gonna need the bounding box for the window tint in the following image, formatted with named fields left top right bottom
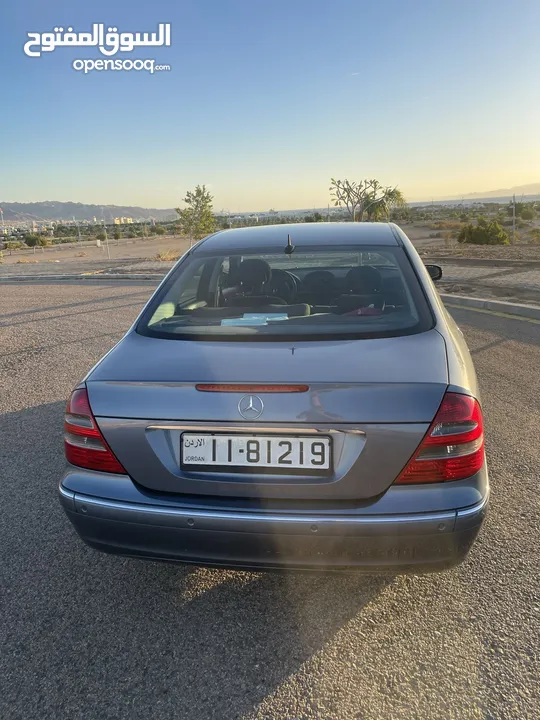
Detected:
left=138, top=245, right=433, bottom=340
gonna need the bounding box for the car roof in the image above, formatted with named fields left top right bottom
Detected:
left=196, top=222, right=400, bottom=252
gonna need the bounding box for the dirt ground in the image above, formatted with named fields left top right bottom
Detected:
left=1, top=227, right=438, bottom=267
left=400, top=223, right=540, bottom=261
left=2, top=226, right=540, bottom=267
left=0, top=236, right=192, bottom=265
left=416, top=243, right=540, bottom=261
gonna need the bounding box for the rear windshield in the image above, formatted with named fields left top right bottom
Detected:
left=137, top=244, right=434, bottom=341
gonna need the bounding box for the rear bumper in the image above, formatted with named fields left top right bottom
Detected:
left=59, top=472, right=489, bottom=572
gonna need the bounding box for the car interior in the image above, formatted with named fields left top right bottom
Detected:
left=166, top=256, right=412, bottom=324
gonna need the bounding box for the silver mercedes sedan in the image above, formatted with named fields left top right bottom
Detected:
left=59, top=222, right=489, bottom=572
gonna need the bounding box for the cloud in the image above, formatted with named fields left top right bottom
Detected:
left=351, top=72, right=360, bottom=76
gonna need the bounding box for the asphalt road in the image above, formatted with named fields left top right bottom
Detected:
left=0, top=282, right=538, bottom=720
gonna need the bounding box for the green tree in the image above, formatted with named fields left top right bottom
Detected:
left=5, top=241, right=22, bottom=253
left=520, top=208, right=535, bottom=220
left=457, top=217, right=509, bottom=245
left=330, top=178, right=406, bottom=221
left=152, top=225, right=166, bottom=235
left=366, top=187, right=407, bottom=221
left=96, top=231, right=106, bottom=242
left=175, top=184, right=216, bottom=243
left=53, top=224, right=77, bottom=238
left=23, top=233, right=41, bottom=247
left=507, top=202, right=524, bottom=217
left=113, top=228, right=122, bottom=241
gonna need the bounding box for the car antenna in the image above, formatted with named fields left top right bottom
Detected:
left=284, top=233, right=295, bottom=255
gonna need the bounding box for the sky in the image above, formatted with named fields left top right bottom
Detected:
left=1, top=0, right=540, bottom=211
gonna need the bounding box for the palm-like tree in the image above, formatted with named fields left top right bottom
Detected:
left=330, top=178, right=407, bottom=222
left=365, top=187, right=407, bottom=221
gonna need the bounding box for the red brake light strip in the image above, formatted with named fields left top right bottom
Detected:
left=195, top=384, right=309, bottom=393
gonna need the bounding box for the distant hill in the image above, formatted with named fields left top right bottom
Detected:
left=3, top=183, right=540, bottom=221
left=440, top=183, right=540, bottom=201
left=0, top=201, right=177, bottom=223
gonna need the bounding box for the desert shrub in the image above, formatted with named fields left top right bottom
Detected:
left=154, top=249, right=180, bottom=262
left=430, top=221, right=463, bottom=232
left=529, top=228, right=540, bottom=245
left=457, top=217, right=509, bottom=245
left=5, top=241, right=23, bottom=251
left=23, top=233, right=41, bottom=247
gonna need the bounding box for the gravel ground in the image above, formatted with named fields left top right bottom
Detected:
left=0, top=283, right=539, bottom=719
left=419, top=243, right=540, bottom=261
left=0, top=259, right=132, bottom=277
left=0, top=235, right=191, bottom=269
left=437, top=266, right=540, bottom=306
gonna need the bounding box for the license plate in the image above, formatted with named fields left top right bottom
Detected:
left=181, top=434, right=331, bottom=471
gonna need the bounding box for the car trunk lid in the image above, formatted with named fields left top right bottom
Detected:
left=87, top=329, right=448, bottom=500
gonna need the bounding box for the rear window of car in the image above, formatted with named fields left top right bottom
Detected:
left=136, top=244, right=434, bottom=341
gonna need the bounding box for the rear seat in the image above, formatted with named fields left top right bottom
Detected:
left=187, top=304, right=311, bottom=318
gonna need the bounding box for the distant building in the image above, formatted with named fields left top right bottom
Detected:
left=113, top=217, right=134, bottom=224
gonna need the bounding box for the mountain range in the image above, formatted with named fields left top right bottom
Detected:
left=0, top=201, right=177, bottom=223
left=438, top=183, right=540, bottom=201
left=2, top=183, right=540, bottom=222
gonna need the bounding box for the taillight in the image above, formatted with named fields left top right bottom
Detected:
left=64, top=387, right=127, bottom=474
left=396, top=392, right=484, bottom=484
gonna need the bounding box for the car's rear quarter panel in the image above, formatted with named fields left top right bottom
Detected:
left=392, top=225, right=480, bottom=400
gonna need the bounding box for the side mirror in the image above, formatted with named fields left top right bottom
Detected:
left=426, top=264, right=443, bottom=282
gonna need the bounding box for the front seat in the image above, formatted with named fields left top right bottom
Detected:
left=226, top=259, right=286, bottom=306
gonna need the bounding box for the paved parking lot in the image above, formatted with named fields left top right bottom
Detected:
left=1, top=282, right=538, bottom=719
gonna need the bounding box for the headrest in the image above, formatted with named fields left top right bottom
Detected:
left=236, top=259, right=272, bottom=287
left=302, top=270, right=335, bottom=292
left=345, top=266, right=382, bottom=293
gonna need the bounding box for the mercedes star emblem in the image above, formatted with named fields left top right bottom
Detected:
left=238, top=394, right=264, bottom=420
